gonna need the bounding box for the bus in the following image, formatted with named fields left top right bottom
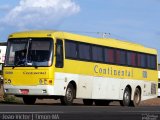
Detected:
left=3, top=30, right=158, bottom=106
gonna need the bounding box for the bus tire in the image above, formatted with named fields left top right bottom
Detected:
left=120, top=87, right=131, bottom=106
left=130, top=88, right=141, bottom=107
left=23, top=96, right=36, bottom=105
left=83, top=99, right=93, bottom=105
left=60, top=84, right=75, bottom=105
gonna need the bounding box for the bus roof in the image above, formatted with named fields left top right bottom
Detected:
left=9, top=30, right=157, bottom=55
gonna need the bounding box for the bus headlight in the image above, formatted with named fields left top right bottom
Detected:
left=39, top=79, right=53, bottom=85
left=4, top=79, right=8, bottom=84
left=44, top=79, right=47, bottom=85
left=39, top=79, right=49, bottom=85
left=8, top=79, right=11, bottom=84
left=39, top=79, right=43, bottom=85
left=4, top=79, right=12, bottom=84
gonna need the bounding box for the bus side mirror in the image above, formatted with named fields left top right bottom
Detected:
left=55, top=39, right=64, bottom=68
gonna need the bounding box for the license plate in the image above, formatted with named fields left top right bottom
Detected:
left=20, top=89, right=29, bottom=95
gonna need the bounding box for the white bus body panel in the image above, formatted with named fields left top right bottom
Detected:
left=4, top=72, right=157, bottom=101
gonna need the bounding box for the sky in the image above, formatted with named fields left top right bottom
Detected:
left=0, top=0, right=160, bottom=61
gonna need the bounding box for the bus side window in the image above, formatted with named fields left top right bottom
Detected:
left=55, top=39, right=64, bottom=68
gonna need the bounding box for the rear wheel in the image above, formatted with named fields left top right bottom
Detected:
left=120, top=87, right=131, bottom=106
left=60, top=84, right=75, bottom=105
left=130, top=88, right=141, bottom=107
left=83, top=99, right=93, bottom=105
left=23, top=96, right=36, bottom=105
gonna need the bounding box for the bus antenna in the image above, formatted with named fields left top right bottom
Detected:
left=103, top=33, right=111, bottom=38
left=97, top=32, right=111, bottom=38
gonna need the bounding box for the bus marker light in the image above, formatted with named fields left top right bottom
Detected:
left=47, top=34, right=52, bottom=37
left=49, top=80, right=52, bottom=84
left=65, top=77, right=67, bottom=82
left=39, top=79, right=43, bottom=85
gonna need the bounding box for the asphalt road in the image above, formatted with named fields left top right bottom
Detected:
left=0, top=103, right=160, bottom=120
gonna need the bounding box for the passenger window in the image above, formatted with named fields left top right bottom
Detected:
left=137, top=53, right=147, bottom=68
left=55, top=39, right=64, bottom=68
left=104, top=48, right=114, bottom=63
left=92, top=46, right=103, bottom=62
left=147, top=55, right=156, bottom=69
left=78, top=43, right=91, bottom=60
left=127, top=52, right=136, bottom=67
left=65, top=41, right=77, bottom=59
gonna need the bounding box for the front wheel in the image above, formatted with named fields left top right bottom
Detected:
left=120, top=87, right=131, bottom=106
left=23, top=96, right=36, bottom=105
left=60, top=84, right=75, bottom=105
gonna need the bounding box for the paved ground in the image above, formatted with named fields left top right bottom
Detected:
left=0, top=103, right=160, bottom=120
left=35, top=97, right=160, bottom=106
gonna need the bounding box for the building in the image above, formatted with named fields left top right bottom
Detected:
left=0, top=42, right=7, bottom=81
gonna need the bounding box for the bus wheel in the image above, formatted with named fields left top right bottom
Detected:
left=120, top=87, right=131, bottom=106
left=60, top=84, right=75, bottom=105
left=23, top=96, right=36, bottom=105
left=130, top=88, right=141, bottom=107
left=83, top=99, right=93, bottom=105
left=95, top=100, right=110, bottom=106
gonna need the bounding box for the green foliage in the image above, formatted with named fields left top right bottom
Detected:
left=2, top=95, right=21, bottom=103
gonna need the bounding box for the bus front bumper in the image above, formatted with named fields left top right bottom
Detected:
left=3, top=85, right=56, bottom=96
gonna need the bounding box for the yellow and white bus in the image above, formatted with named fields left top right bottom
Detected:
left=3, top=31, right=158, bottom=106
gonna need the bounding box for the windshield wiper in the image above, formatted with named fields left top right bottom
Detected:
left=26, top=62, right=38, bottom=69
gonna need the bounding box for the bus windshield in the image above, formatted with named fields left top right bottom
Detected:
left=5, top=38, right=53, bottom=67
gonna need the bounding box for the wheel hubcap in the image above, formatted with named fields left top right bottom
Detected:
left=135, top=92, right=140, bottom=104
left=124, top=91, right=130, bottom=104
left=66, top=88, right=73, bottom=101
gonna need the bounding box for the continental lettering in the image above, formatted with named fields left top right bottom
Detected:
left=94, top=65, right=133, bottom=77
left=23, top=72, right=46, bottom=75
